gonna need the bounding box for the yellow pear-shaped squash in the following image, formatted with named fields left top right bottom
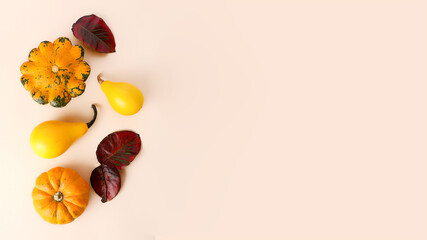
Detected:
left=30, top=105, right=97, bottom=159
left=98, top=74, right=144, bottom=116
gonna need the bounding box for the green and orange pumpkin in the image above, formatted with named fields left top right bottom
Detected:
left=20, top=37, right=90, bottom=107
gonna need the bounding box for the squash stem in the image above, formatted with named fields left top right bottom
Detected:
left=97, top=73, right=104, bottom=84
left=53, top=191, right=63, bottom=202
left=87, top=104, right=98, bottom=128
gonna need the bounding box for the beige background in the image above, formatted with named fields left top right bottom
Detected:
left=1, top=0, right=427, bottom=239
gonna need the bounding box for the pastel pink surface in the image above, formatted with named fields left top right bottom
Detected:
left=1, top=0, right=427, bottom=239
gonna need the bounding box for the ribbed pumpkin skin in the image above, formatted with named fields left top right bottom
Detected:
left=20, top=37, right=90, bottom=107
left=32, top=167, right=90, bottom=224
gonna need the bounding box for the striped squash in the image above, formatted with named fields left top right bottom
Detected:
left=20, top=37, right=90, bottom=107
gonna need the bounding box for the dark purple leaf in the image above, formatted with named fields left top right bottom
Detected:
left=90, top=164, right=121, bottom=202
left=72, top=14, right=116, bottom=53
left=96, top=131, right=141, bottom=170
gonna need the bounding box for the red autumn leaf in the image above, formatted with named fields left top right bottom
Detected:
left=90, top=164, right=121, bottom=202
left=96, top=131, right=142, bottom=170
left=72, top=14, right=116, bottom=53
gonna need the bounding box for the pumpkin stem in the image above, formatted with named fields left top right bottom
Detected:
left=87, top=104, right=98, bottom=128
left=53, top=191, right=64, bottom=202
left=97, top=73, right=104, bottom=84
left=52, top=65, right=59, bottom=73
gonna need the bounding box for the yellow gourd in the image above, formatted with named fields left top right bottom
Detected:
left=98, top=74, right=144, bottom=116
left=30, top=105, right=97, bottom=159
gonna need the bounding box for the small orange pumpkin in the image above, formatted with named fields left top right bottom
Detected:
left=32, top=167, right=90, bottom=224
